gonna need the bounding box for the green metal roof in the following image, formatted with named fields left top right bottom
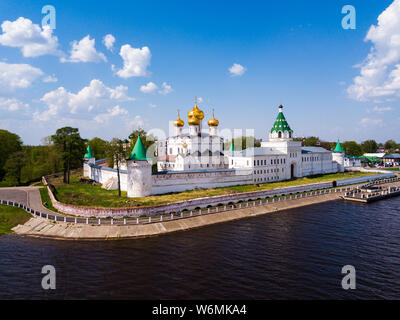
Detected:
left=128, top=133, right=147, bottom=160
left=84, top=143, right=94, bottom=158
left=230, top=141, right=234, bottom=151
left=270, top=106, right=292, bottom=133
left=333, top=139, right=344, bottom=153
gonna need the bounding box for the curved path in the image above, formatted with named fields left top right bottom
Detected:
left=0, top=187, right=59, bottom=216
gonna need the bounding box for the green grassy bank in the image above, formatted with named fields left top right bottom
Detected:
left=0, top=204, right=31, bottom=235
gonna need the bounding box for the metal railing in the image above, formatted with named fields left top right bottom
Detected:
left=3, top=177, right=399, bottom=226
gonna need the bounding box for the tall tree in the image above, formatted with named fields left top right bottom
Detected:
left=3, top=151, right=28, bottom=185
left=302, top=136, right=319, bottom=146
left=0, top=129, right=22, bottom=181
left=89, top=137, right=109, bottom=160
left=107, top=138, right=126, bottom=197
left=341, top=141, right=363, bottom=156
left=51, top=127, right=85, bottom=184
left=384, top=139, right=398, bottom=153
left=361, top=140, right=378, bottom=154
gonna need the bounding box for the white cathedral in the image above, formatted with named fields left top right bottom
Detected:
left=84, top=99, right=345, bottom=197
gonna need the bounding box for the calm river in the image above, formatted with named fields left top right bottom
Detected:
left=0, top=198, right=399, bottom=299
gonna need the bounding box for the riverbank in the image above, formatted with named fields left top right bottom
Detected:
left=13, top=190, right=343, bottom=240
left=0, top=204, right=31, bottom=235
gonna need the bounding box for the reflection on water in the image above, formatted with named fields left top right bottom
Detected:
left=0, top=198, right=399, bottom=299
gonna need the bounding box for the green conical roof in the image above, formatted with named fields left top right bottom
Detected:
left=128, top=133, right=147, bottom=160
left=333, top=139, right=344, bottom=153
left=84, top=143, right=94, bottom=158
left=270, top=105, right=292, bottom=133
left=230, top=141, right=235, bottom=151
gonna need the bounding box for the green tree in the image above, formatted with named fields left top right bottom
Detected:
left=320, top=141, right=335, bottom=151
left=51, top=127, right=85, bottom=184
left=384, top=139, right=398, bottom=153
left=342, top=141, right=363, bottom=156
left=89, top=137, right=109, bottom=160
left=107, top=138, right=127, bottom=197
left=361, top=140, right=378, bottom=154
left=0, top=129, right=22, bottom=181
left=302, top=136, right=319, bottom=146
left=3, top=151, right=28, bottom=185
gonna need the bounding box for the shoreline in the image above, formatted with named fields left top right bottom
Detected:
left=12, top=191, right=343, bottom=241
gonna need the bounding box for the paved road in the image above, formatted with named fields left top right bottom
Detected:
left=0, top=187, right=56, bottom=216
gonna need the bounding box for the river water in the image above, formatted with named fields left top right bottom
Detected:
left=0, top=198, right=399, bottom=299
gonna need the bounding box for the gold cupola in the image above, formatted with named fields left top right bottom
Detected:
left=208, top=110, right=219, bottom=127
left=188, top=97, right=204, bottom=125
left=173, top=110, right=184, bottom=127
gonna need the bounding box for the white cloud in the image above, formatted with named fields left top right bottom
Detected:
left=348, top=0, right=400, bottom=101
left=359, top=117, right=383, bottom=127
left=0, top=61, right=43, bottom=91
left=116, top=45, right=151, bottom=78
left=159, top=82, right=173, bottom=95
left=34, top=79, right=134, bottom=121
left=94, top=105, right=128, bottom=123
left=42, top=75, right=58, bottom=83
left=0, top=17, right=60, bottom=57
left=0, top=97, right=29, bottom=112
left=140, top=81, right=158, bottom=93
left=129, top=115, right=145, bottom=130
left=62, top=35, right=106, bottom=63
left=149, top=103, right=157, bottom=108
left=366, top=105, right=393, bottom=113
left=102, top=34, right=115, bottom=51
left=198, top=97, right=204, bottom=103
left=229, top=63, right=246, bottom=76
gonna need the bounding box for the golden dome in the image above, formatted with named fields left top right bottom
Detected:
left=187, top=97, right=204, bottom=125
left=173, top=110, right=184, bottom=127
left=208, top=111, right=219, bottom=126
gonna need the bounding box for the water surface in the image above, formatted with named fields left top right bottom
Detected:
left=0, top=198, right=399, bottom=299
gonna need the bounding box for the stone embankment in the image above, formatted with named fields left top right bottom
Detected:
left=10, top=189, right=358, bottom=240
left=42, top=172, right=395, bottom=218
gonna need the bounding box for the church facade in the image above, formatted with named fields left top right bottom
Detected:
left=84, top=100, right=345, bottom=197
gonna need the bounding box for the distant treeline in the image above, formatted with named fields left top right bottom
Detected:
left=0, top=127, right=152, bottom=187
left=0, top=128, right=398, bottom=187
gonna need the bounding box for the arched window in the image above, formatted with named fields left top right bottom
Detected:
left=289, top=132, right=292, bottom=138
left=278, top=131, right=282, bottom=138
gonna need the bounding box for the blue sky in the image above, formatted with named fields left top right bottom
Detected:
left=0, top=0, right=398, bottom=145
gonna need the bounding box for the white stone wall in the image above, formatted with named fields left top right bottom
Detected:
left=151, top=168, right=253, bottom=195
left=127, top=160, right=152, bottom=197
left=332, top=152, right=345, bottom=172
left=344, top=157, right=361, bottom=168
left=87, top=164, right=128, bottom=191
left=301, top=153, right=338, bottom=176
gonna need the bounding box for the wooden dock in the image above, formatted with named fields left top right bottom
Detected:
left=342, top=184, right=400, bottom=203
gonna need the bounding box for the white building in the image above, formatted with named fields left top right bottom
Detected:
left=84, top=101, right=342, bottom=197
left=226, top=104, right=340, bottom=182
left=157, top=98, right=225, bottom=171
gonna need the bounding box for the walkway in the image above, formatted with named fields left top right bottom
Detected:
left=0, top=187, right=57, bottom=216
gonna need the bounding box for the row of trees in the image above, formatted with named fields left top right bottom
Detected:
left=298, top=136, right=399, bottom=156
left=0, top=127, right=152, bottom=188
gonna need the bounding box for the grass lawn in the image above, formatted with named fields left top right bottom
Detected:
left=0, top=204, right=31, bottom=235
left=48, top=171, right=373, bottom=208
left=383, top=167, right=400, bottom=172
left=39, top=187, right=59, bottom=213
